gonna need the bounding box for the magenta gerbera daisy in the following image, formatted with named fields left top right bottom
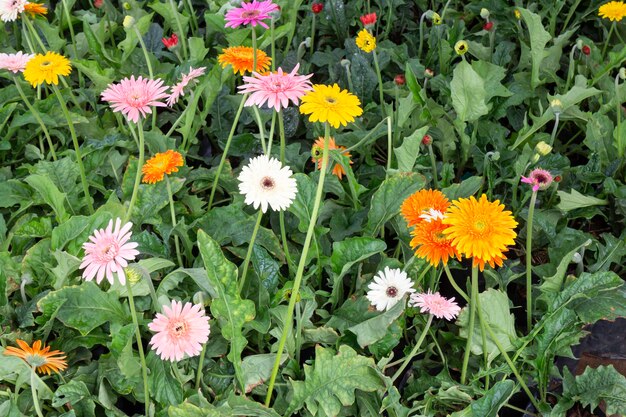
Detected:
left=101, top=75, right=169, bottom=123
left=521, top=168, right=553, bottom=192
left=224, top=0, right=279, bottom=29
left=0, top=51, right=34, bottom=73
left=167, top=66, right=206, bottom=107
left=409, top=290, right=461, bottom=321
left=148, top=300, right=211, bottom=362
left=79, top=218, right=140, bottom=285
left=237, top=63, right=313, bottom=111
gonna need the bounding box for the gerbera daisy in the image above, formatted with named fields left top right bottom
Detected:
left=142, top=150, right=184, bottom=184
left=299, top=83, right=363, bottom=128
left=442, top=194, right=518, bottom=272
left=148, top=300, right=210, bottom=362
left=410, top=217, right=461, bottom=266
left=224, top=0, right=279, bottom=29
left=521, top=168, right=553, bottom=192
left=311, top=137, right=352, bottom=179
left=237, top=63, right=313, bottom=111
left=23, top=51, right=71, bottom=87
left=599, top=1, right=626, bottom=21
left=400, top=189, right=450, bottom=228
left=166, top=66, right=206, bottom=106
left=409, top=290, right=461, bottom=320
left=355, top=29, right=376, bottom=53
left=23, top=2, right=47, bottom=16
left=238, top=154, right=297, bottom=212
left=4, top=340, right=67, bottom=375
left=79, top=218, right=140, bottom=285
left=101, top=75, right=169, bottom=123
left=455, top=40, right=468, bottom=55
left=218, top=46, right=272, bottom=75
left=0, top=0, right=27, bottom=21
left=366, top=267, right=415, bottom=312
left=162, top=33, right=178, bottom=49
left=0, top=51, right=34, bottom=73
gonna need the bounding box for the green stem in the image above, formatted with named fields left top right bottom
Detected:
left=265, top=124, right=331, bottom=407
left=166, top=176, right=184, bottom=268
left=526, top=190, right=537, bottom=333
left=391, top=314, right=433, bottom=382
left=310, top=14, right=316, bottom=57
left=386, top=116, right=392, bottom=174
left=566, top=45, right=577, bottom=91
left=418, top=12, right=426, bottom=60
left=169, top=0, right=189, bottom=59
left=278, top=110, right=294, bottom=274
left=30, top=369, right=44, bottom=417
left=195, top=344, right=207, bottom=389
left=602, top=21, right=616, bottom=59
left=61, top=0, right=78, bottom=58
left=616, top=74, right=624, bottom=158
left=549, top=112, right=560, bottom=146
left=460, top=266, right=478, bottom=384
left=372, top=49, right=385, bottom=107
left=22, top=21, right=36, bottom=53
left=271, top=17, right=276, bottom=71
left=239, top=210, right=264, bottom=294
left=267, top=111, right=276, bottom=155
left=427, top=143, right=439, bottom=188
left=443, top=264, right=469, bottom=302
left=126, top=279, right=151, bottom=417
left=133, top=25, right=156, bottom=129
left=252, top=105, right=267, bottom=154
left=252, top=26, right=258, bottom=73
left=124, top=122, right=146, bottom=223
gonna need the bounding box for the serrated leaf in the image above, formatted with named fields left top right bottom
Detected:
left=25, top=174, right=69, bottom=223
left=394, top=126, right=429, bottom=172
left=347, top=299, right=404, bottom=348
left=450, top=60, right=489, bottom=122
left=147, top=351, right=184, bottom=406
left=469, top=380, right=517, bottom=417
left=565, top=365, right=626, bottom=415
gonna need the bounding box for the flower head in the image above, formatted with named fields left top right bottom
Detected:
left=101, top=76, right=169, bottom=123
left=521, top=168, right=553, bottom=192
left=514, top=9, right=521, bottom=19
left=311, top=137, right=352, bottom=179
left=394, top=74, right=406, bottom=85
left=162, top=33, right=178, bottom=49
left=534, top=141, right=552, bottom=156
left=142, top=150, right=184, bottom=184
left=24, top=2, right=47, bottom=16
left=238, top=63, right=313, bottom=111
left=410, top=216, right=461, bottom=266
left=311, top=2, right=323, bottom=14
left=366, top=267, right=415, bottom=312
left=431, top=12, right=442, bottom=25
left=225, top=0, right=279, bottom=29
left=94, top=0, right=103, bottom=8
left=79, top=218, right=140, bottom=285
left=442, top=194, right=518, bottom=271
left=455, top=40, right=468, bottom=55
left=409, top=290, right=460, bottom=320
left=238, top=154, right=297, bottom=212
left=167, top=66, right=206, bottom=106
left=355, top=29, right=376, bottom=53
left=401, top=189, right=450, bottom=228
left=4, top=340, right=67, bottom=374
left=0, top=51, right=34, bottom=73
left=599, top=1, right=626, bottom=21
left=218, top=46, right=272, bottom=75
left=23, top=52, right=71, bottom=87
left=360, top=12, right=376, bottom=27
left=148, top=300, right=210, bottom=362
left=0, top=0, right=27, bottom=21
left=299, top=83, right=363, bottom=128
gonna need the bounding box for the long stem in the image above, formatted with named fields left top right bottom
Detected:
left=133, top=26, right=156, bottom=129
left=427, top=143, right=439, bottom=188
left=30, top=369, right=44, bottom=417
left=616, top=74, right=624, bottom=158
left=372, top=49, right=385, bottom=108
left=169, top=0, right=189, bottom=59
left=391, top=314, right=433, bottom=382
left=166, top=176, right=184, bottom=268
left=252, top=26, right=258, bottom=73
left=124, top=122, right=146, bottom=223
left=265, top=123, right=331, bottom=407
left=126, top=278, right=151, bottom=417
left=602, top=21, right=616, bottom=59
left=418, top=12, right=427, bottom=60
left=310, top=14, right=316, bottom=57
left=61, top=0, right=78, bottom=58
left=460, top=266, right=478, bottom=384
left=52, top=85, right=94, bottom=213
left=443, top=264, right=469, bottom=302
left=278, top=110, right=294, bottom=274
left=549, top=112, right=560, bottom=146
left=526, top=190, right=537, bottom=333
left=238, top=210, right=263, bottom=294
left=386, top=116, right=392, bottom=174
left=252, top=105, right=267, bottom=154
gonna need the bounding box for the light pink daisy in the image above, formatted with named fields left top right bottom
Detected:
left=0, top=0, right=28, bottom=21
left=409, top=290, right=461, bottom=321
left=0, top=51, right=34, bottom=73
left=148, top=300, right=211, bottom=362
left=101, top=75, right=169, bottom=123
left=237, top=63, right=313, bottom=111
left=79, top=218, right=140, bottom=286
left=521, top=168, right=553, bottom=192
left=224, top=0, right=279, bottom=29
left=166, top=66, right=206, bottom=107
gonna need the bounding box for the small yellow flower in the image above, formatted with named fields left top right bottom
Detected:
left=550, top=99, right=563, bottom=113
left=23, top=2, right=47, bottom=17
left=599, top=1, right=626, bottom=21
left=514, top=9, right=521, bottom=19
left=432, top=12, right=442, bottom=25
left=355, top=29, right=376, bottom=53
left=535, top=141, right=552, bottom=156
left=123, top=15, right=135, bottom=28
left=454, top=40, right=468, bottom=55
left=23, top=52, right=72, bottom=87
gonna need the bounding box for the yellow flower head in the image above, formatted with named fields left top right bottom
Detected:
left=442, top=194, right=518, bottom=271
left=599, top=1, right=626, bottom=21
left=454, top=40, right=469, bottom=55
left=514, top=9, right=521, bottom=19
left=355, top=29, right=376, bottom=53
left=299, top=84, right=363, bottom=128
left=4, top=340, right=67, bottom=375
left=432, top=12, right=442, bottom=25
left=218, top=46, right=272, bottom=75
left=311, top=137, right=352, bottom=179
left=23, top=52, right=71, bottom=87
left=24, top=2, right=47, bottom=17
left=142, top=150, right=184, bottom=184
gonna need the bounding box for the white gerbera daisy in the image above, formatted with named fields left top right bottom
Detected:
left=366, top=267, right=415, bottom=312
left=238, top=154, right=298, bottom=213
left=0, top=0, right=27, bottom=21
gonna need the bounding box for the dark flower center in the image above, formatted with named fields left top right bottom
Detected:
left=386, top=286, right=398, bottom=297
left=241, top=10, right=260, bottom=19
left=325, top=97, right=336, bottom=104
left=261, top=176, right=275, bottom=190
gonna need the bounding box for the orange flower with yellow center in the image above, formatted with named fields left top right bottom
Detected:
left=311, top=137, right=352, bottom=179
left=410, top=217, right=461, bottom=266
left=218, top=46, right=272, bottom=75
left=142, top=150, right=184, bottom=184
left=4, top=340, right=67, bottom=375
left=24, top=2, right=48, bottom=17
left=400, top=189, right=450, bottom=228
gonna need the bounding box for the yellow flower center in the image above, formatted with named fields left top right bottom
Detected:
left=473, top=219, right=487, bottom=233
left=325, top=97, right=336, bottom=104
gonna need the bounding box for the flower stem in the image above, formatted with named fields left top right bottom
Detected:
left=386, top=116, right=392, bottom=174
left=566, top=45, right=577, bottom=91
left=52, top=85, right=94, bottom=213
left=252, top=105, right=267, bottom=154
left=602, top=21, right=616, bottom=59
left=418, top=12, right=427, bottom=60
left=427, top=143, right=439, bottom=189
left=239, top=210, right=263, bottom=294
left=126, top=279, right=151, bottom=417
left=443, top=264, right=469, bottom=302
left=460, top=266, right=478, bottom=385
left=549, top=112, right=560, bottom=146
left=30, top=369, right=44, bottom=417
left=265, top=123, right=331, bottom=407
left=133, top=26, right=156, bottom=129
left=391, top=314, right=433, bottom=383
left=310, top=14, right=316, bottom=57
left=252, top=26, right=258, bottom=73
left=616, top=74, right=624, bottom=158
left=278, top=110, right=294, bottom=274
left=169, top=0, right=189, bottom=60
left=165, top=176, right=184, bottom=268
left=124, top=122, right=146, bottom=224
left=372, top=49, right=385, bottom=107
left=526, top=190, right=537, bottom=333
left=61, top=0, right=78, bottom=58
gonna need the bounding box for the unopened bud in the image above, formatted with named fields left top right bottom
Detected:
left=421, top=134, right=432, bottom=146
left=123, top=2, right=131, bottom=10
left=535, top=141, right=552, bottom=156
left=550, top=99, right=562, bottom=113
left=394, top=74, right=405, bottom=86
left=480, top=8, right=490, bottom=19
left=123, top=15, right=135, bottom=28
left=340, top=59, right=351, bottom=69
left=424, top=68, right=434, bottom=78
left=483, top=21, right=493, bottom=31
left=619, top=67, right=626, bottom=80
left=582, top=45, right=591, bottom=56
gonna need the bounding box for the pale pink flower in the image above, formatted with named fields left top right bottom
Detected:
left=0, top=0, right=27, bottom=21
left=521, top=168, right=553, bottom=192
left=409, top=290, right=461, bottom=320
left=148, top=300, right=211, bottom=362
left=101, top=75, right=169, bottom=123
left=224, top=0, right=279, bottom=29
left=0, top=51, right=34, bottom=73
left=166, top=66, right=206, bottom=107
left=79, top=218, right=140, bottom=285
left=238, top=63, right=313, bottom=111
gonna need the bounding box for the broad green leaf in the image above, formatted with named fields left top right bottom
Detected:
left=472, top=60, right=512, bottom=102
left=394, top=126, right=429, bottom=172
left=289, top=173, right=318, bottom=232
left=147, top=351, right=184, bottom=406
left=470, top=380, right=517, bottom=417
left=553, top=271, right=624, bottom=321
left=241, top=354, right=286, bottom=394
left=450, top=60, right=489, bottom=122
left=404, top=63, right=424, bottom=105
left=168, top=402, right=224, bottom=417
left=347, top=300, right=404, bottom=348
left=24, top=174, right=68, bottom=223
left=563, top=366, right=626, bottom=416
left=53, top=380, right=96, bottom=417
left=442, top=176, right=484, bottom=201
left=518, top=8, right=552, bottom=89
left=224, top=393, right=281, bottom=417
left=557, top=189, right=608, bottom=212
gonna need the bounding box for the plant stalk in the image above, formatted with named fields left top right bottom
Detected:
left=391, top=314, right=434, bottom=382
left=239, top=210, right=264, bottom=294
left=126, top=279, right=151, bottom=417
left=124, top=122, right=146, bottom=223
left=460, top=266, right=478, bottom=384
left=526, top=190, right=537, bottom=333
left=166, top=176, right=184, bottom=268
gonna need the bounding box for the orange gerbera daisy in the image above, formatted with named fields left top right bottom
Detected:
left=4, top=339, right=67, bottom=375
left=442, top=194, right=518, bottom=272
left=23, top=2, right=48, bottom=16
left=218, top=46, right=271, bottom=75
left=311, top=137, right=352, bottom=179
left=410, top=217, right=461, bottom=266
left=401, top=189, right=450, bottom=228
left=142, top=150, right=184, bottom=184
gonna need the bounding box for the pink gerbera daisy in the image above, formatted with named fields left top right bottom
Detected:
left=0, top=51, right=34, bottom=73
left=79, top=218, right=140, bottom=285
left=101, top=75, right=169, bottom=123
left=409, top=290, right=461, bottom=320
left=237, top=63, right=313, bottom=111
left=224, top=0, right=279, bottom=29
left=521, top=168, right=553, bottom=192
left=0, top=0, right=28, bottom=21
left=148, top=300, right=211, bottom=362
left=166, top=66, right=206, bottom=107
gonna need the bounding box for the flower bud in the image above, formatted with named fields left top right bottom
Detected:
left=576, top=39, right=584, bottom=50
left=554, top=175, right=562, bottom=182
left=582, top=45, right=591, bottom=56
left=94, top=0, right=103, bottom=8
left=394, top=74, right=405, bottom=86
left=424, top=68, right=434, bottom=78
left=550, top=98, right=562, bottom=113
left=620, top=67, right=626, bottom=80
left=421, top=134, right=432, bottom=146
left=340, top=59, right=351, bottom=69
left=123, top=15, right=135, bottom=28
left=483, top=21, right=493, bottom=31
left=432, top=12, right=442, bottom=25
left=311, top=2, right=323, bottom=14
left=480, top=8, right=490, bottom=19
left=535, top=141, right=552, bottom=156
left=123, top=2, right=131, bottom=10
left=514, top=9, right=521, bottom=19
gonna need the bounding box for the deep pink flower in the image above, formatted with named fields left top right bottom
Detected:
left=237, top=63, right=313, bottom=111
left=101, top=75, right=169, bottom=123
left=167, top=66, right=206, bottom=107
left=148, top=300, right=211, bottom=362
left=79, top=218, right=139, bottom=285
left=224, top=0, right=279, bottom=29
left=162, top=33, right=178, bottom=49
left=409, top=290, right=461, bottom=320
left=0, top=51, right=34, bottom=73
left=521, top=168, right=553, bottom=192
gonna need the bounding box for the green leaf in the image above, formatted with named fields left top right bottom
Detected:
left=557, top=189, right=608, bottom=212
left=24, top=174, right=68, bottom=223
left=563, top=365, right=626, bottom=416
left=471, top=61, right=512, bottom=102
left=518, top=8, right=552, bottom=89
left=241, top=354, right=285, bottom=394
left=147, top=351, right=184, bottom=406
left=442, top=176, right=484, bottom=201
left=450, top=60, right=489, bottom=122
left=404, top=63, right=424, bottom=105
left=394, top=126, right=429, bottom=172
left=469, top=380, right=517, bottom=417
left=347, top=300, right=405, bottom=348
left=288, top=173, right=318, bottom=232
left=53, top=380, right=96, bottom=417
left=330, top=236, right=386, bottom=285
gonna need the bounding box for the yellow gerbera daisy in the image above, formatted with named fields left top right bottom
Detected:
left=142, top=150, right=184, bottom=184
left=299, top=84, right=363, bottom=128
left=599, top=1, right=626, bottom=21
left=454, top=40, right=469, bottom=55
left=442, top=194, right=518, bottom=272
left=23, top=52, right=71, bottom=87
left=217, top=46, right=271, bottom=75
left=4, top=339, right=67, bottom=375
left=355, top=29, right=376, bottom=53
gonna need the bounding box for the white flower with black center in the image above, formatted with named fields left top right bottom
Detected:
left=366, top=267, right=415, bottom=312
left=238, top=154, right=298, bottom=213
